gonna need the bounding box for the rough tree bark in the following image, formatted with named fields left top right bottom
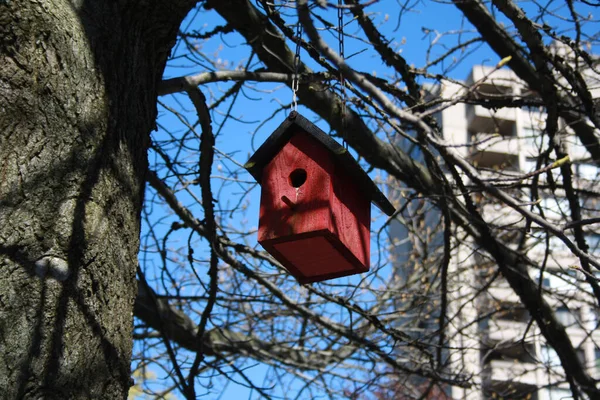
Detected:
left=0, top=1, right=193, bottom=398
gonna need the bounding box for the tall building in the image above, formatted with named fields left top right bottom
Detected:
left=392, top=51, right=599, bottom=399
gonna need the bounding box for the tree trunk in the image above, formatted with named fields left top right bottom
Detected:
left=0, top=1, right=193, bottom=398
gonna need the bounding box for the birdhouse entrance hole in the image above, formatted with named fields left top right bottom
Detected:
left=289, top=168, right=307, bottom=188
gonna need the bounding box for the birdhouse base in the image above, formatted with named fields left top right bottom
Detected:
left=260, top=229, right=369, bottom=284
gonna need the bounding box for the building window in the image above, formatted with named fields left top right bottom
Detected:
left=548, top=236, right=570, bottom=252
left=541, top=345, right=562, bottom=368
left=555, top=306, right=578, bottom=327
left=487, top=387, right=538, bottom=400
left=578, top=348, right=586, bottom=366
left=522, top=124, right=550, bottom=151
left=585, top=234, right=600, bottom=253
left=576, top=163, right=598, bottom=181
left=476, top=82, right=512, bottom=97
left=495, top=303, right=530, bottom=322
left=580, top=195, right=600, bottom=212
left=548, top=387, right=573, bottom=400
left=539, top=197, right=569, bottom=221
left=538, top=269, right=578, bottom=291
left=523, top=157, right=540, bottom=173
left=541, top=345, right=585, bottom=369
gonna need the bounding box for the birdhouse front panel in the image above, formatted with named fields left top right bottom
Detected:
left=258, top=130, right=334, bottom=242
left=257, top=129, right=370, bottom=283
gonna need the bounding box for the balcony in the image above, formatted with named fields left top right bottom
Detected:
left=481, top=203, right=523, bottom=226
left=486, top=320, right=532, bottom=343
left=467, top=104, right=517, bottom=136
left=471, top=151, right=520, bottom=171
left=483, top=359, right=539, bottom=386
left=487, top=284, right=520, bottom=304
left=527, top=237, right=580, bottom=265
left=470, top=132, right=520, bottom=155
left=469, top=131, right=520, bottom=170
left=485, top=383, right=539, bottom=400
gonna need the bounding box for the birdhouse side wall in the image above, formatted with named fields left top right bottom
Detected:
left=257, top=130, right=334, bottom=243
left=330, top=163, right=371, bottom=269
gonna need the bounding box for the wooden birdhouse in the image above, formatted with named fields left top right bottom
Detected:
left=245, top=112, right=395, bottom=284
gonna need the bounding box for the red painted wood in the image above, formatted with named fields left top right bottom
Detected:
left=257, top=130, right=371, bottom=283
left=274, top=235, right=355, bottom=277
left=258, top=130, right=334, bottom=242
left=261, top=230, right=368, bottom=284
left=330, top=161, right=371, bottom=268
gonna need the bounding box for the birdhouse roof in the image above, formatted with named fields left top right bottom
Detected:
left=244, top=112, right=396, bottom=216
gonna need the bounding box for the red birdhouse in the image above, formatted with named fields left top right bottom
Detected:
left=245, top=112, right=395, bottom=284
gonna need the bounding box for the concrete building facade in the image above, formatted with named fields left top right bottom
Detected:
left=393, top=56, right=599, bottom=399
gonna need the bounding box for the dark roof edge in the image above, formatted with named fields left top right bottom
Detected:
left=244, top=112, right=396, bottom=216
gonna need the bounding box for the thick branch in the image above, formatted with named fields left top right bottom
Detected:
left=159, top=70, right=334, bottom=96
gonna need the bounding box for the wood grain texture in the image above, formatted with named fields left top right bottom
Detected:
left=331, top=160, right=371, bottom=268
left=258, top=130, right=334, bottom=242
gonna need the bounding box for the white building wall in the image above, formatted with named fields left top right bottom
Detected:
left=394, top=59, right=600, bottom=399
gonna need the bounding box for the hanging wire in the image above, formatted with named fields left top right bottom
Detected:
left=338, top=0, right=348, bottom=150
left=291, top=20, right=303, bottom=113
